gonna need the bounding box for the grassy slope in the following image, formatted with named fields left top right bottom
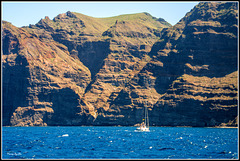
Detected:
left=72, top=12, right=172, bottom=34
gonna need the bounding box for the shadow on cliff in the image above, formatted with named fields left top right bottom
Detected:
left=177, top=28, right=238, bottom=78
left=147, top=25, right=238, bottom=95
left=51, top=33, right=111, bottom=80
left=38, top=87, right=82, bottom=126
left=2, top=55, right=30, bottom=126
left=77, top=41, right=111, bottom=79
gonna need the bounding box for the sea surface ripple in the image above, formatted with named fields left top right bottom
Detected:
left=2, top=126, right=238, bottom=159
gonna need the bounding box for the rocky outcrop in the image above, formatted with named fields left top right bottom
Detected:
left=151, top=72, right=238, bottom=127
left=72, top=12, right=172, bottom=122
left=89, top=2, right=238, bottom=127
left=2, top=21, right=91, bottom=126
left=2, top=2, right=238, bottom=127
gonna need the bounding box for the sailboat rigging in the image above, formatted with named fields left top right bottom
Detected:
left=136, top=102, right=150, bottom=132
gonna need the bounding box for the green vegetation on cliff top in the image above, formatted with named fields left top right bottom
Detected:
left=72, top=12, right=172, bottom=32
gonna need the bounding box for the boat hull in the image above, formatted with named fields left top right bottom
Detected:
left=136, top=127, right=150, bottom=132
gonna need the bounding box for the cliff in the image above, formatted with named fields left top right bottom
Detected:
left=2, top=2, right=238, bottom=127
left=2, top=20, right=92, bottom=126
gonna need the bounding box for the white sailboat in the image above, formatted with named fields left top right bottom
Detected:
left=136, top=102, right=150, bottom=132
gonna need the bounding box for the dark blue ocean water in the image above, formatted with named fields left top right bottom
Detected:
left=2, top=126, right=238, bottom=159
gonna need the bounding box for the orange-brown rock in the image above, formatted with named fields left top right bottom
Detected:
left=2, top=21, right=91, bottom=126
left=90, top=2, right=238, bottom=127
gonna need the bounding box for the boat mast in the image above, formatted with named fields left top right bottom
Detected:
left=146, top=102, right=149, bottom=128
left=144, top=102, right=147, bottom=126
left=144, top=101, right=149, bottom=128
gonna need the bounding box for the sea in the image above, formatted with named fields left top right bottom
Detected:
left=2, top=126, right=238, bottom=159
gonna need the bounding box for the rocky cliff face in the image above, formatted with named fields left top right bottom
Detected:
left=2, top=21, right=91, bottom=126
left=2, top=2, right=238, bottom=127
left=88, top=2, right=238, bottom=127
